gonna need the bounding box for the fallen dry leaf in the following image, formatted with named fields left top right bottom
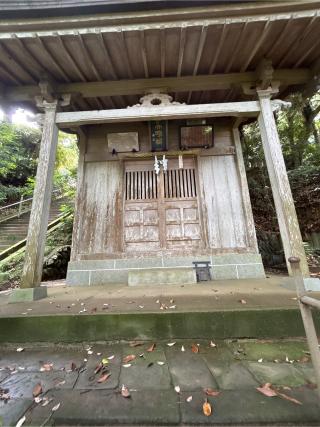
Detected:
left=147, top=343, right=156, bottom=352
left=32, top=383, right=43, bottom=397
left=204, top=388, right=221, bottom=397
left=256, top=383, right=277, bottom=397
left=15, top=415, right=26, bottom=427
left=123, top=354, right=136, bottom=364
left=299, top=355, right=310, bottom=363
left=121, top=384, right=131, bottom=398
left=239, top=299, right=247, bottom=304
left=52, top=403, right=61, bottom=412
left=129, top=341, right=144, bottom=347
left=191, top=344, right=199, bottom=353
left=203, top=399, right=212, bottom=416
left=55, top=380, right=66, bottom=387
left=97, top=373, right=111, bottom=383
left=94, top=363, right=103, bottom=375
left=41, top=397, right=52, bottom=407
left=276, top=391, right=302, bottom=405
left=40, top=363, right=53, bottom=372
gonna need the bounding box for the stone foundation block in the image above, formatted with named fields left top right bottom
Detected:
left=8, top=287, right=47, bottom=303
left=128, top=267, right=196, bottom=286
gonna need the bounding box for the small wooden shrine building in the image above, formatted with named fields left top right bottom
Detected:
left=0, top=0, right=319, bottom=296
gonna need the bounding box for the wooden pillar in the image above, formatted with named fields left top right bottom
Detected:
left=257, top=89, right=309, bottom=276
left=21, top=101, right=59, bottom=288
left=232, top=124, right=259, bottom=252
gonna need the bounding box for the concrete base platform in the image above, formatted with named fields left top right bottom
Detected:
left=8, top=286, right=47, bottom=303
left=0, top=276, right=320, bottom=342
left=66, top=253, right=265, bottom=286
left=128, top=267, right=196, bottom=286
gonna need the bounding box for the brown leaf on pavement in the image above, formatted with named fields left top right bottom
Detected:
left=121, top=385, right=131, bottom=398
left=276, top=391, right=302, bottom=405
left=256, top=383, right=277, bottom=397
left=97, top=373, right=111, bottom=383
left=94, top=363, right=103, bottom=375
left=129, top=341, right=143, bottom=347
left=33, top=383, right=43, bottom=397
left=191, top=344, right=199, bottom=353
left=123, top=354, right=136, bottom=364
left=40, top=363, right=53, bottom=372
left=147, top=343, right=156, bottom=352
left=204, top=388, right=221, bottom=397
left=203, top=399, right=212, bottom=416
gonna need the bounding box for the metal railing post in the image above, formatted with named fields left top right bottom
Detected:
left=18, top=194, right=24, bottom=218
left=288, top=257, right=320, bottom=399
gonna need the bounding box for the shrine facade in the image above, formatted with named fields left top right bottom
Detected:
left=0, top=0, right=318, bottom=293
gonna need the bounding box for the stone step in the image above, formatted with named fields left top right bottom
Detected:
left=128, top=267, right=197, bottom=286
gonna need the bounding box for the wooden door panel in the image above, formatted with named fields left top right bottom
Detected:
left=124, top=158, right=203, bottom=252
left=164, top=200, right=202, bottom=245
left=124, top=201, right=160, bottom=252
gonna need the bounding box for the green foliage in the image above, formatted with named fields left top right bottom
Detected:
left=242, top=91, right=320, bottom=234
left=9, top=130, right=79, bottom=203
left=0, top=121, right=40, bottom=202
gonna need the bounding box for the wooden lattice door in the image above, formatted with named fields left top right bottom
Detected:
left=123, top=158, right=202, bottom=254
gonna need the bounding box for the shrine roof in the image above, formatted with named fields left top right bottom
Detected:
left=0, top=1, right=319, bottom=112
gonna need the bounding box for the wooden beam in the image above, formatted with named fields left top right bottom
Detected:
left=84, top=146, right=235, bottom=163
left=4, top=68, right=311, bottom=102
left=53, top=100, right=286, bottom=127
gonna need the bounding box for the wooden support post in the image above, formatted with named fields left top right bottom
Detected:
left=232, top=124, right=259, bottom=252
left=21, top=101, right=59, bottom=290
left=257, top=89, right=309, bottom=276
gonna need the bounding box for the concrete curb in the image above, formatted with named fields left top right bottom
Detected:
left=0, top=308, right=319, bottom=343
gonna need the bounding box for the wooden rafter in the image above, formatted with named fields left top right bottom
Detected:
left=0, top=7, right=317, bottom=38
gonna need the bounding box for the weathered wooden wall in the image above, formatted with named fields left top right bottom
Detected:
left=72, top=118, right=254, bottom=259
left=77, top=160, right=123, bottom=256
left=198, top=155, right=247, bottom=249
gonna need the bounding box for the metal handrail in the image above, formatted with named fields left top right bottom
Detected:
left=0, top=189, right=60, bottom=213
left=0, top=196, right=33, bottom=211
left=288, top=257, right=320, bottom=400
